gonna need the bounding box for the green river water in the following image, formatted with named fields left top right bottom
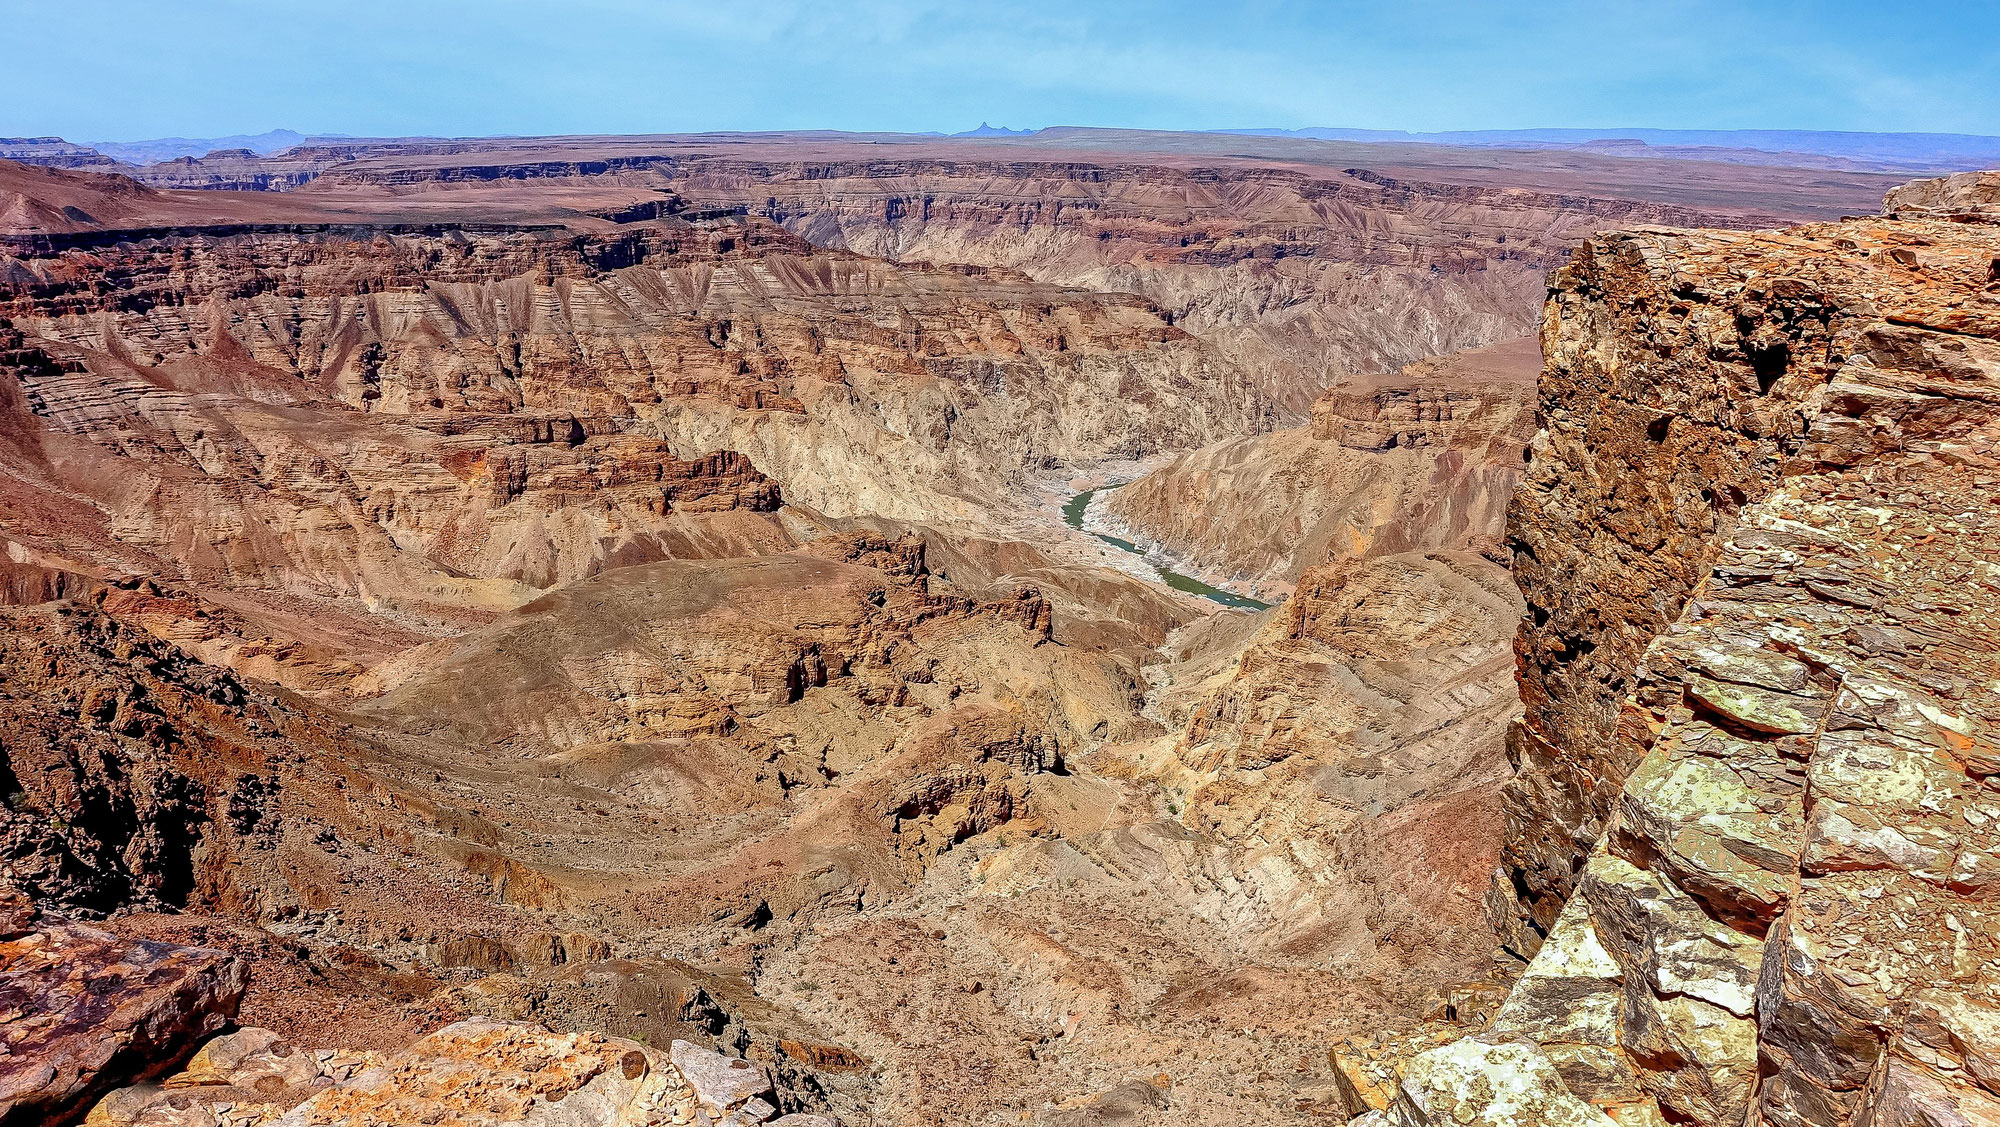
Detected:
left=1062, top=486, right=1271, bottom=612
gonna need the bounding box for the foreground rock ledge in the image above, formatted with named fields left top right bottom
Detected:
left=1373, top=172, right=2000, bottom=1125
left=87, top=1019, right=838, bottom=1127
left=0, top=897, right=246, bottom=1126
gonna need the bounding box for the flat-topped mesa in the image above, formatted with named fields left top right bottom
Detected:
left=1311, top=383, right=1497, bottom=450
left=1360, top=172, right=2000, bottom=1127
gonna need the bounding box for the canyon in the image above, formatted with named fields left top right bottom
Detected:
left=0, top=133, right=1990, bottom=1127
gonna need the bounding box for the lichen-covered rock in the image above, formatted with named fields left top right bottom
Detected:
left=1498, top=174, right=2000, bottom=950
left=0, top=912, right=245, bottom=1126
left=1386, top=1039, right=1615, bottom=1127
left=1462, top=169, right=2000, bottom=1126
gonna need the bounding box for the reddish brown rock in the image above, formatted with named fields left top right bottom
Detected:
left=0, top=914, right=245, bottom=1126
left=1414, top=170, right=2000, bottom=1127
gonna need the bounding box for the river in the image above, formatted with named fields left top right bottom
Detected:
left=1061, top=486, right=1272, bottom=611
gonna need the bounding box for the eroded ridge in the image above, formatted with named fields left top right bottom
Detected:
left=1348, top=174, right=2000, bottom=1125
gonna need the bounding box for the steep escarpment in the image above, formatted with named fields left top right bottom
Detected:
left=266, top=142, right=1857, bottom=418
left=2, top=217, right=1258, bottom=525
left=649, top=160, right=1799, bottom=415
left=1097, top=337, right=1538, bottom=599
left=1345, top=174, right=2000, bottom=1126
left=1500, top=179, right=2000, bottom=950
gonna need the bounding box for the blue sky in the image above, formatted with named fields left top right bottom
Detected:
left=7, top=0, right=1997, bottom=141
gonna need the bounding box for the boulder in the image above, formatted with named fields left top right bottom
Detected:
left=1387, top=1038, right=1615, bottom=1127
left=669, top=1040, right=778, bottom=1122
left=0, top=916, right=245, bottom=1126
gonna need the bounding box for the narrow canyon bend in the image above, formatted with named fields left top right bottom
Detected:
left=0, top=135, right=1991, bottom=1127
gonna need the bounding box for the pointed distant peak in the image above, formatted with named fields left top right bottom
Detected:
left=952, top=122, right=1037, bottom=138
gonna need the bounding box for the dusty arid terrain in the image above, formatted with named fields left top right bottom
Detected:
left=0, top=136, right=1990, bottom=1127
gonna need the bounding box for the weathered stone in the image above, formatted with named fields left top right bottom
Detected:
left=1800, top=802, right=1948, bottom=876
left=1391, top=1039, right=1615, bottom=1127
left=1849, top=1054, right=2000, bottom=1127
left=1686, top=676, right=1822, bottom=736
left=1483, top=169, right=2000, bottom=1127
left=92, top=1019, right=781, bottom=1127
left=1489, top=894, right=1638, bottom=1105
left=669, top=1041, right=775, bottom=1120
left=0, top=918, right=245, bottom=1126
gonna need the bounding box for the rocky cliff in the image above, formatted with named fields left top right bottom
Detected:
left=1347, top=173, right=2000, bottom=1126
left=1, top=217, right=1255, bottom=523
left=649, top=159, right=1804, bottom=417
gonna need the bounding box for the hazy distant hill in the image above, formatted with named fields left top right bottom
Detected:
left=1226, top=126, right=2000, bottom=171
left=85, top=128, right=347, bottom=164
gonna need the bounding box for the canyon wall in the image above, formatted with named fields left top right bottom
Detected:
left=1350, top=173, right=2000, bottom=1127
left=646, top=160, right=1802, bottom=416
left=2, top=218, right=1256, bottom=525
left=1096, top=337, right=1538, bottom=599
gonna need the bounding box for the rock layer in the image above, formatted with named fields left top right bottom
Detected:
left=1098, top=337, right=1538, bottom=598
left=1383, top=173, right=2000, bottom=1125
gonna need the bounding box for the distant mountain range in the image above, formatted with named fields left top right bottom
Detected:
left=83, top=129, right=353, bottom=164
left=952, top=123, right=1038, bottom=138
left=1224, top=127, right=2000, bottom=170
left=7, top=124, right=1998, bottom=177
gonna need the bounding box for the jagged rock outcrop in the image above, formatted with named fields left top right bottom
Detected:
left=0, top=894, right=247, bottom=1126
left=1367, top=172, right=2000, bottom=1126
left=0, top=602, right=360, bottom=914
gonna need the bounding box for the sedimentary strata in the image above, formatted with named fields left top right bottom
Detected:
left=1358, top=171, right=2000, bottom=1126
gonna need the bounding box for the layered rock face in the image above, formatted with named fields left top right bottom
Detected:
left=0, top=208, right=1256, bottom=697
left=1363, top=175, right=2000, bottom=1125
left=1097, top=337, right=1538, bottom=598
left=3, top=217, right=1254, bottom=526
left=645, top=160, right=1804, bottom=417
